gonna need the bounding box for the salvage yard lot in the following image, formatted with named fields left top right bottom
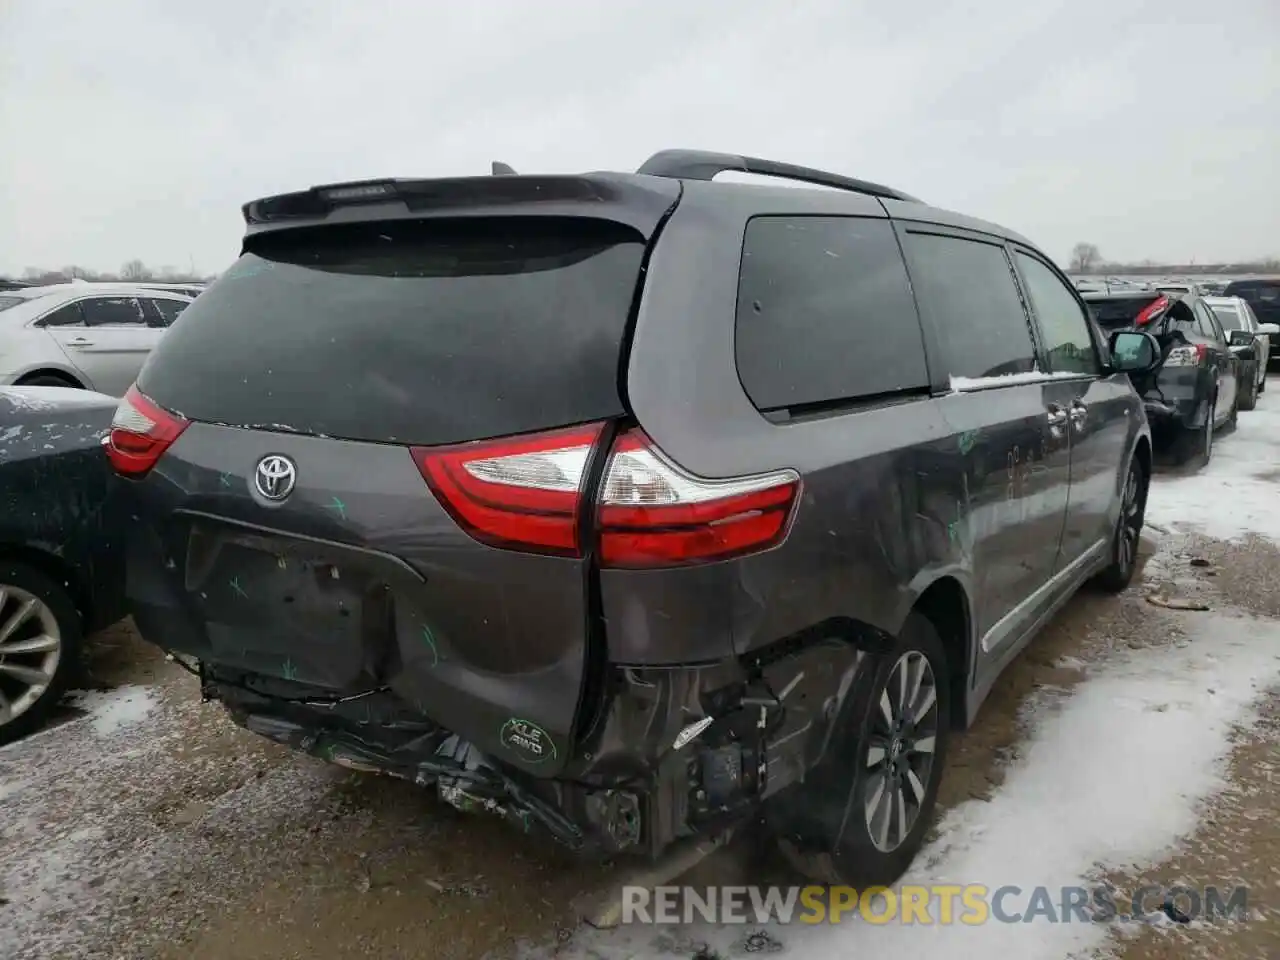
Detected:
left=4, top=392, right=1280, bottom=960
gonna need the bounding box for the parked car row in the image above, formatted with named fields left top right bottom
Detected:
left=1082, top=289, right=1277, bottom=464
left=0, top=150, right=1228, bottom=894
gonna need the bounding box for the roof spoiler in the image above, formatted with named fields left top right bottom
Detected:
left=635, top=148, right=921, bottom=203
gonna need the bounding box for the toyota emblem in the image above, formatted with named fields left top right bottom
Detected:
left=254, top=454, right=297, bottom=501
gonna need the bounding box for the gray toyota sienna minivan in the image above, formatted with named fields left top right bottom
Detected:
left=111, top=150, right=1161, bottom=887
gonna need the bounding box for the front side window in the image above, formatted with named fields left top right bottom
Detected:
left=1015, top=252, right=1099, bottom=375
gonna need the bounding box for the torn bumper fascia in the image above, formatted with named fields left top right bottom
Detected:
left=226, top=706, right=592, bottom=850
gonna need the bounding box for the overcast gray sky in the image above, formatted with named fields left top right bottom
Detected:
left=1, top=0, right=1277, bottom=276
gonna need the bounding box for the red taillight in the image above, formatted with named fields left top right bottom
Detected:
left=106, top=385, right=189, bottom=477
left=412, top=424, right=801, bottom=566
left=410, top=423, right=606, bottom=557
left=1134, top=295, right=1171, bottom=327
left=596, top=429, right=800, bottom=568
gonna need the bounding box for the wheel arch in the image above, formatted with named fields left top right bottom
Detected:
left=0, top=543, right=91, bottom=627
left=14, top=366, right=86, bottom=388
left=904, top=571, right=974, bottom=732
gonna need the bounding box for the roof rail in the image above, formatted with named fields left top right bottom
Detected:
left=636, top=149, right=921, bottom=203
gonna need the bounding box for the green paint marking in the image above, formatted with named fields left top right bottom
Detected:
left=957, top=430, right=979, bottom=455
left=420, top=624, right=441, bottom=667
left=325, top=496, right=347, bottom=520
left=219, top=472, right=234, bottom=489
left=230, top=576, right=248, bottom=599
left=281, top=658, right=298, bottom=681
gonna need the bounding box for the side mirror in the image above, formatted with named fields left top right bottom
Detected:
left=1258, top=323, right=1280, bottom=336
left=1109, top=330, right=1161, bottom=375
left=1229, top=330, right=1254, bottom=347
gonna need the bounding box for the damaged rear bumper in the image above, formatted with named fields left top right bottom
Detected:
left=207, top=676, right=603, bottom=852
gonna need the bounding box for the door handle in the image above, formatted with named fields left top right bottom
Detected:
left=66, top=336, right=94, bottom=346
left=1069, top=400, right=1088, bottom=430
left=1046, top=405, right=1068, bottom=439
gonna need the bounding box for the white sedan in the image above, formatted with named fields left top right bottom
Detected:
left=1207, top=294, right=1278, bottom=405
left=0, top=282, right=194, bottom=397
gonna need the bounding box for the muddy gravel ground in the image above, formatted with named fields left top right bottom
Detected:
left=3, top=495, right=1280, bottom=958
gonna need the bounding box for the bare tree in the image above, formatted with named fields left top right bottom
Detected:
left=120, top=259, right=154, bottom=281
left=1069, top=242, right=1102, bottom=274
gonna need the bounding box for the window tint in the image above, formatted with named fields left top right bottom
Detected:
left=138, top=218, right=647, bottom=446
left=81, top=297, right=144, bottom=327
left=1225, top=281, right=1280, bottom=303
left=38, top=302, right=84, bottom=327
left=734, top=216, right=926, bottom=411
left=1210, top=304, right=1242, bottom=330
left=901, top=232, right=1034, bottom=380
left=0, top=296, right=24, bottom=312
left=1015, top=253, right=1099, bottom=375
left=148, top=298, right=189, bottom=325
left=1086, top=295, right=1164, bottom=330
left=1193, top=301, right=1223, bottom=341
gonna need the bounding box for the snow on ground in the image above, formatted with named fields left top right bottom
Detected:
left=1144, top=394, right=1280, bottom=542
left=0, top=683, right=334, bottom=960
left=550, top=612, right=1280, bottom=960
left=70, top=683, right=157, bottom=735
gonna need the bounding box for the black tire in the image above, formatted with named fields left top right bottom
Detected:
left=768, top=612, right=951, bottom=887
left=0, top=561, right=82, bottom=746
left=1240, top=374, right=1258, bottom=412
left=1094, top=457, right=1146, bottom=593
left=17, top=374, right=80, bottom=388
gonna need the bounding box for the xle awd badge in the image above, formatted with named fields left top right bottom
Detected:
left=500, top=718, right=557, bottom=763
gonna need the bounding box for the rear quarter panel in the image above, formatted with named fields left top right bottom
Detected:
left=619, top=184, right=973, bottom=665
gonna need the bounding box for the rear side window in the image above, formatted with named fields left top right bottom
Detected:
left=0, top=296, right=25, bottom=312
left=734, top=216, right=926, bottom=412
left=147, top=297, right=189, bottom=326
left=901, top=232, right=1035, bottom=380
left=137, top=218, right=646, bottom=446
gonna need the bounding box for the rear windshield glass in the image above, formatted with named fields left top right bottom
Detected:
left=1210, top=305, right=1242, bottom=330
left=1086, top=296, right=1163, bottom=330
left=137, top=218, right=646, bottom=446
left=1224, top=281, right=1280, bottom=304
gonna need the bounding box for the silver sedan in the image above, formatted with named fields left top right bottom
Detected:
left=0, top=282, right=195, bottom=397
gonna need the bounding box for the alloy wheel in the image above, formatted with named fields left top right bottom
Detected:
left=1117, top=464, right=1141, bottom=573
left=0, top=585, right=63, bottom=728
left=862, top=650, right=940, bottom=853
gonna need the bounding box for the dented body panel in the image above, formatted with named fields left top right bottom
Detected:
left=123, top=422, right=594, bottom=776
left=118, top=163, right=1152, bottom=862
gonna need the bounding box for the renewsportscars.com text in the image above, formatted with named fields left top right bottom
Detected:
left=621, top=884, right=1249, bottom=925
